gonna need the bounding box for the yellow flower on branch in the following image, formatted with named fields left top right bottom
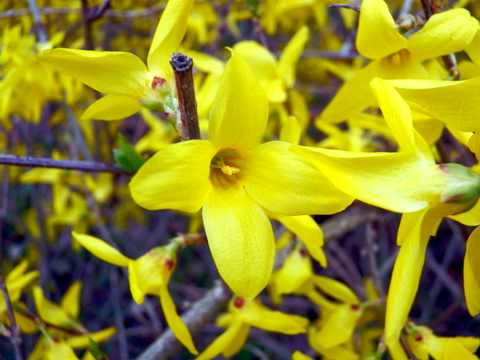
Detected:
left=319, top=0, right=478, bottom=123
left=295, top=78, right=480, bottom=360
left=129, top=49, right=353, bottom=299
left=39, top=0, right=193, bottom=121
left=72, top=232, right=198, bottom=355
left=195, top=296, right=308, bottom=360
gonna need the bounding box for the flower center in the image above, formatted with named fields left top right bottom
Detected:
left=210, top=149, right=244, bottom=189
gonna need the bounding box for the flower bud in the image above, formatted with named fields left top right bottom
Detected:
left=439, top=163, right=480, bottom=205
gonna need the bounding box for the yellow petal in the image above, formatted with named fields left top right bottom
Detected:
left=222, top=319, right=250, bottom=357
left=314, top=304, right=361, bottom=348
left=295, top=146, right=439, bottom=213
left=319, top=60, right=380, bottom=123
left=444, top=338, right=480, bottom=360
left=203, top=186, right=274, bottom=298
left=464, top=226, right=480, bottom=316
left=129, top=140, right=215, bottom=213
left=60, top=281, right=82, bottom=319
left=67, top=327, right=117, bottom=348
left=465, top=28, right=480, bottom=65
left=240, top=299, right=308, bottom=334
left=148, top=0, right=194, bottom=75
left=370, top=78, right=432, bottom=159
left=278, top=26, right=309, bottom=87
left=385, top=209, right=430, bottom=358
left=271, top=213, right=327, bottom=266
left=244, top=141, right=353, bottom=216
left=81, top=95, right=141, bottom=121
left=195, top=318, right=245, bottom=360
left=407, top=9, right=477, bottom=62
left=159, top=286, right=198, bottom=354
left=292, top=351, right=315, bottom=360
left=208, top=49, right=268, bottom=151
left=356, top=0, right=407, bottom=59
left=232, top=41, right=278, bottom=83
left=72, top=232, right=130, bottom=267
left=313, top=275, right=359, bottom=304
left=389, top=78, right=480, bottom=132
left=40, top=49, right=149, bottom=98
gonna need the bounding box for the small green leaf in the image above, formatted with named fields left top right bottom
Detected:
left=113, top=133, right=146, bottom=172
left=88, top=338, right=109, bottom=360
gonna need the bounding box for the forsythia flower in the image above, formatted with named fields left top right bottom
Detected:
left=196, top=296, right=308, bottom=360
left=320, top=0, right=478, bottom=123
left=129, top=49, right=352, bottom=298
left=72, top=232, right=198, bottom=354
left=405, top=323, right=480, bottom=360
left=39, top=0, right=193, bottom=121
left=29, top=282, right=116, bottom=360
left=295, top=78, right=480, bottom=360
left=233, top=26, right=309, bottom=103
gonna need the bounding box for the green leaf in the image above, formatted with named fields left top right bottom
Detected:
left=113, top=133, right=146, bottom=172
left=88, top=338, right=109, bottom=360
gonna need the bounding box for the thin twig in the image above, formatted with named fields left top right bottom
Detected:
left=80, top=0, right=94, bottom=50
left=0, top=6, right=166, bottom=19
left=135, top=281, right=232, bottom=360
left=27, top=0, right=48, bottom=43
left=170, top=53, right=201, bottom=141
left=110, top=268, right=129, bottom=360
left=0, top=154, right=127, bottom=173
left=0, top=277, right=24, bottom=360
left=420, top=0, right=459, bottom=79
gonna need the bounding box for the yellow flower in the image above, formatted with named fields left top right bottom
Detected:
left=295, top=78, right=480, bottom=360
left=405, top=323, right=480, bottom=360
left=233, top=26, right=309, bottom=103
left=39, top=0, right=193, bottom=121
left=29, top=281, right=116, bottom=360
left=320, top=0, right=478, bottom=123
left=0, top=261, right=39, bottom=332
left=72, top=232, right=197, bottom=354
left=129, top=49, right=352, bottom=299
left=196, top=296, right=308, bottom=360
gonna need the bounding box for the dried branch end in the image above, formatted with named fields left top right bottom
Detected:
left=170, top=53, right=200, bottom=141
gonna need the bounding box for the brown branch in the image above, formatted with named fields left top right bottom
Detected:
left=135, top=281, right=232, bottom=360
left=420, top=0, right=459, bottom=79
left=0, top=277, right=24, bottom=360
left=0, top=154, right=127, bottom=173
left=170, top=53, right=201, bottom=141
left=0, top=6, right=165, bottom=19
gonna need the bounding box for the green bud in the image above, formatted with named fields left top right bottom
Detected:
left=439, top=163, right=480, bottom=204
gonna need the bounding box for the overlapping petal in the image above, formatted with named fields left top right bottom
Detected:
left=208, top=50, right=268, bottom=151
left=81, top=95, right=142, bottom=121
left=72, top=232, right=130, bottom=267
left=271, top=213, right=327, bottom=266
left=244, top=141, right=353, bottom=216
left=278, top=26, right=309, bottom=87
left=356, top=0, right=407, bottom=59
left=408, top=9, right=478, bottom=62
left=195, top=318, right=245, bottom=360
left=148, top=0, right=194, bottom=75
left=464, top=226, right=480, bottom=316
left=370, top=78, right=432, bottom=159
left=40, top=49, right=149, bottom=97
left=388, top=78, right=480, bottom=132
left=294, top=147, right=441, bottom=213
left=241, top=304, right=308, bottom=334
left=202, top=186, right=274, bottom=299
left=129, top=140, right=215, bottom=213
left=159, top=286, right=198, bottom=354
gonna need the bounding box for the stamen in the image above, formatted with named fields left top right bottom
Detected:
left=221, top=165, right=240, bottom=176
